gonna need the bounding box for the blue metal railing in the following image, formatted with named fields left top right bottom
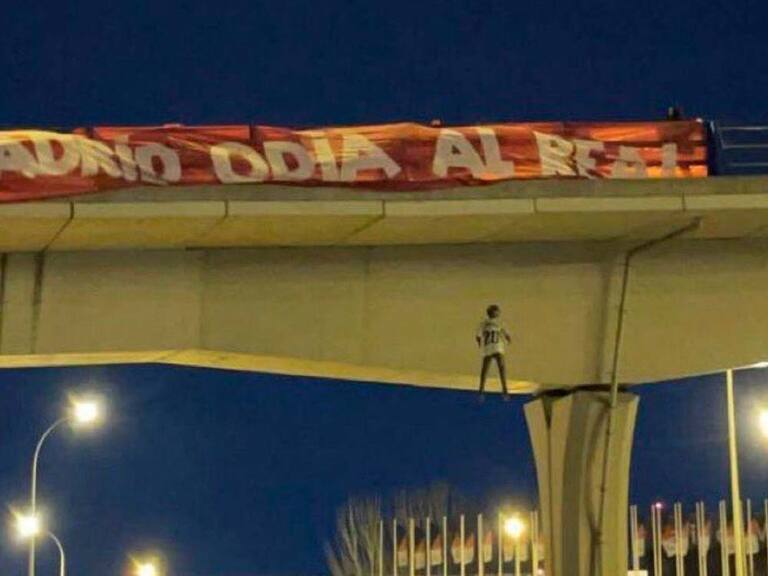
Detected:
left=710, top=122, right=768, bottom=175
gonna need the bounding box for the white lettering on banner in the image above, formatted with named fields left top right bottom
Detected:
left=433, top=128, right=516, bottom=178
left=210, top=142, right=269, bottom=183
left=611, top=145, right=648, bottom=178
left=303, top=131, right=340, bottom=181
left=0, top=141, right=39, bottom=178
left=77, top=138, right=122, bottom=178
left=114, top=142, right=138, bottom=182
left=135, top=143, right=181, bottom=184
left=264, top=141, right=314, bottom=180
left=661, top=143, right=678, bottom=177
left=476, top=127, right=515, bottom=177
left=534, top=132, right=605, bottom=177
left=339, top=134, right=401, bottom=181
left=0, top=128, right=690, bottom=191
left=535, top=132, right=576, bottom=176
left=573, top=138, right=604, bottom=177
left=433, top=130, right=487, bottom=178
left=31, top=137, right=80, bottom=176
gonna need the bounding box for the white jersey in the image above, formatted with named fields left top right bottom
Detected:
left=477, top=318, right=509, bottom=356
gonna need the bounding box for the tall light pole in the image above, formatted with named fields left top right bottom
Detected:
left=504, top=516, right=524, bottom=576
left=14, top=513, right=66, bottom=576
left=28, top=397, right=103, bottom=576
left=47, top=532, right=66, bottom=576
left=726, top=362, right=768, bottom=576
left=726, top=368, right=747, bottom=576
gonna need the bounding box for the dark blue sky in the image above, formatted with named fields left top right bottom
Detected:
left=0, top=364, right=767, bottom=576
left=2, top=0, right=767, bottom=128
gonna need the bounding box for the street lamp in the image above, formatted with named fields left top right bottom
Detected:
left=15, top=513, right=41, bottom=539
left=504, top=516, right=525, bottom=576
left=29, top=396, right=104, bottom=576
left=758, top=409, right=768, bottom=439
left=723, top=363, right=768, bottom=576
left=136, top=562, right=159, bottom=576
left=131, top=555, right=163, bottom=576
left=14, top=514, right=66, bottom=576
left=47, top=533, right=66, bottom=576
left=504, top=516, right=525, bottom=539
left=726, top=369, right=747, bottom=576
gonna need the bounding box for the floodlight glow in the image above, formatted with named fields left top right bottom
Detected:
left=71, top=399, right=102, bottom=425
left=15, top=514, right=41, bottom=539
left=504, top=516, right=525, bottom=539
left=759, top=410, right=768, bottom=439
left=136, top=562, right=158, bottom=576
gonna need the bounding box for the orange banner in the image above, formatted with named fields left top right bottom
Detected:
left=0, top=121, right=707, bottom=202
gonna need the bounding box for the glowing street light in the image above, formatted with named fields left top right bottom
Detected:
left=759, top=410, right=768, bottom=439
left=13, top=514, right=66, bottom=576
left=504, top=516, right=525, bottom=539
left=71, top=399, right=102, bottom=426
left=504, top=516, right=525, bottom=576
left=28, top=395, right=105, bottom=576
left=131, top=555, right=163, bottom=576
left=15, top=514, right=41, bottom=539
left=136, top=562, right=158, bottom=576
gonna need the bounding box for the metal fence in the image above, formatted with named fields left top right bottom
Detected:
left=376, top=511, right=541, bottom=576
left=377, top=499, right=768, bottom=576
left=709, top=123, right=768, bottom=176
left=630, top=499, right=768, bottom=576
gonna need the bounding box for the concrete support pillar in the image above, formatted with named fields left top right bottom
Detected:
left=525, top=390, right=638, bottom=576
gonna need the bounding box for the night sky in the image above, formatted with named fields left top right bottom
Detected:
left=2, top=0, right=767, bottom=128
left=0, top=365, right=767, bottom=576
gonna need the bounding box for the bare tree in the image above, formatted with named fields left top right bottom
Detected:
left=325, top=496, right=382, bottom=576
left=326, top=484, right=462, bottom=576
left=393, top=482, right=462, bottom=523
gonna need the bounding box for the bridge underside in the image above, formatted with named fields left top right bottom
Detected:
left=1, top=175, right=767, bottom=391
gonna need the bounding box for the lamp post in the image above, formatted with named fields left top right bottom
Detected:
left=504, top=516, right=524, bottom=576
left=47, top=532, right=66, bottom=576
left=14, top=514, right=66, bottom=576
left=28, top=397, right=103, bottom=576
left=724, top=363, right=768, bottom=576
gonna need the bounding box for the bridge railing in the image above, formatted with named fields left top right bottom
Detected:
left=709, top=122, right=768, bottom=176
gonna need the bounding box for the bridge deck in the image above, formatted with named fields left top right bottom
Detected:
left=2, top=175, right=768, bottom=251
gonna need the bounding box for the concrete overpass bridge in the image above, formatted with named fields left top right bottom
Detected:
left=2, top=175, right=767, bottom=387
left=2, top=121, right=768, bottom=576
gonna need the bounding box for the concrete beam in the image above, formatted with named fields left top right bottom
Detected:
left=49, top=201, right=226, bottom=250
left=0, top=348, right=539, bottom=393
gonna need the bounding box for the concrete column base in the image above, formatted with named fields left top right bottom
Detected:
left=525, top=390, right=638, bottom=576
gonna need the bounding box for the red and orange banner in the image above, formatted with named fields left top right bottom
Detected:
left=0, top=121, right=707, bottom=202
